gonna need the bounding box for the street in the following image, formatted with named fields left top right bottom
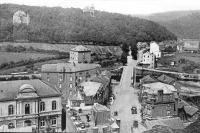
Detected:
left=65, top=112, right=78, bottom=132
left=111, top=51, right=146, bottom=133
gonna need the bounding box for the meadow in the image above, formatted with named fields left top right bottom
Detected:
left=0, top=51, right=56, bottom=64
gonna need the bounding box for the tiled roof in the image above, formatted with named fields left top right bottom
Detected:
left=184, top=105, right=199, bottom=116
left=93, top=103, right=110, bottom=112
left=69, top=91, right=83, bottom=101
left=175, top=81, right=200, bottom=97
left=145, top=117, right=184, bottom=130
left=41, top=63, right=100, bottom=73
left=143, top=82, right=177, bottom=94
left=178, top=99, right=199, bottom=116
left=140, top=75, right=158, bottom=84
left=158, top=74, right=175, bottom=84
left=80, top=81, right=102, bottom=96
left=0, top=79, right=61, bottom=101
left=71, top=45, right=91, bottom=52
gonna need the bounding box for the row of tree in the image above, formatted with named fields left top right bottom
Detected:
left=0, top=4, right=177, bottom=46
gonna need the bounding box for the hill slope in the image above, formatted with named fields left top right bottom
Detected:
left=143, top=10, right=200, bottom=39
left=0, top=4, right=176, bottom=45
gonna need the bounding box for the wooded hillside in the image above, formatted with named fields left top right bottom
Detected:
left=0, top=4, right=177, bottom=45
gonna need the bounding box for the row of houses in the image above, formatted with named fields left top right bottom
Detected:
left=139, top=74, right=199, bottom=131
left=0, top=45, right=113, bottom=132
left=137, top=42, right=161, bottom=69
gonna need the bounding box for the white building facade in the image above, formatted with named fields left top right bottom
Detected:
left=142, top=51, right=155, bottom=69
left=0, top=80, right=62, bottom=132
left=150, top=42, right=161, bottom=58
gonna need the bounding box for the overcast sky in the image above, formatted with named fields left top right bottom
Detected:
left=1, top=0, right=200, bottom=15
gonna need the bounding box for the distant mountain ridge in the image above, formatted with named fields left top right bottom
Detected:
left=140, top=10, right=200, bottom=39
left=0, top=4, right=176, bottom=45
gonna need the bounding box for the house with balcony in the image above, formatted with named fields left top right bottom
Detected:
left=0, top=79, right=62, bottom=132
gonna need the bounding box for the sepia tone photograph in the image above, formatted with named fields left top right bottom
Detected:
left=0, top=0, right=200, bottom=132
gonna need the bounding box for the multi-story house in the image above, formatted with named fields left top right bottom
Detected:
left=141, top=82, right=178, bottom=120
left=41, top=62, right=101, bottom=105
left=69, top=45, right=91, bottom=63
left=0, top=79, right=62, bottom=132
left=141, top=51, right=155, bottom=69
left=150, top=42, right=161, bottom=58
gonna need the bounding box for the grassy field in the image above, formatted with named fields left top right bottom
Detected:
left=0, top=58, right=68, bottom=74
left=0, top=52, right=56, bottom=64
left=158, top=52, right=200, bottom=73
left=0, top=42, right=122, bottom=56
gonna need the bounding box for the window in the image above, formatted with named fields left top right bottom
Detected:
left=25, top=104, right=30, bottom=114
left=8, top=105, right=14, bottom=115
left=24, top=120, right=32, bottom=126
left=59, top=84, right=62, bottom=88
left=40, top=102, right=45, bottom=112
left=52, top=101, right=57, bottom=110
left=69, top=83, right=73, bottom=88
left=51, top=117, right=56, bottom=125
left=8, top=123, right=15, bottom=129
left=70, top=76, right=73, bottom=81
left=40, top=119, right=45, bottom=127
left=167, top=111, right=170, bottom=116
left=174, top=104, right=176, bottom=111
left=59, top=75, right=63, bottom=81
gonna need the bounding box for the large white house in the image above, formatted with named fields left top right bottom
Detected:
left=150, top=42, right=161, bottom=58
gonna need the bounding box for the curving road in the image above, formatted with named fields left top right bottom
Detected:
left=111, top=51, right=146, bottom=133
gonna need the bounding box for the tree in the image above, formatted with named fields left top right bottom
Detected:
left=121, top=52, right=128, bottom=65
left=121, top=43, right=129, bottom=54
left=131, top=42, right=138, bottom=60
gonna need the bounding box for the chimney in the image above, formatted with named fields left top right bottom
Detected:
left=157, top=90, right=163, bottom=103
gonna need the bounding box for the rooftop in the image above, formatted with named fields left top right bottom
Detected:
left=0, top=79, right=60, bottom=101
left=41, top=62, right=100, bottom=73
left=71, top=45, right=91, bottom=52
left=157, top=74, right=175, bottom=84
left=145, top=117, right=185, bottom=130
left=175, top=81, right=200, bottom=97
left=80, top=81, right=102, bottom=97
left=93, top=103, right=110, bottom=112
left=143, top=82, right=177, bottom=94
left=140, top=75, right=158, bottom=84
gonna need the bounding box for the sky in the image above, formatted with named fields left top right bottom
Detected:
left=1, top=0, right=200, bottom=15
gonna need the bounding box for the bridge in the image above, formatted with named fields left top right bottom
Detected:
left=136, top=67, right=200, bottom=81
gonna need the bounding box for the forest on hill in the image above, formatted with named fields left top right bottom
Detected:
left=143, top=10, right=200, bottom=39
left=0, top=4, right=177, bottom=46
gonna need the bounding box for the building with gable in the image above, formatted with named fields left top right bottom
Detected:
left=41, top=63, right=101, bottom=104
left=0, top=79, right=62, bottom=132
left=150, top=42, right=161, bottom=58
left=70, top=45, right=91, bottom=63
